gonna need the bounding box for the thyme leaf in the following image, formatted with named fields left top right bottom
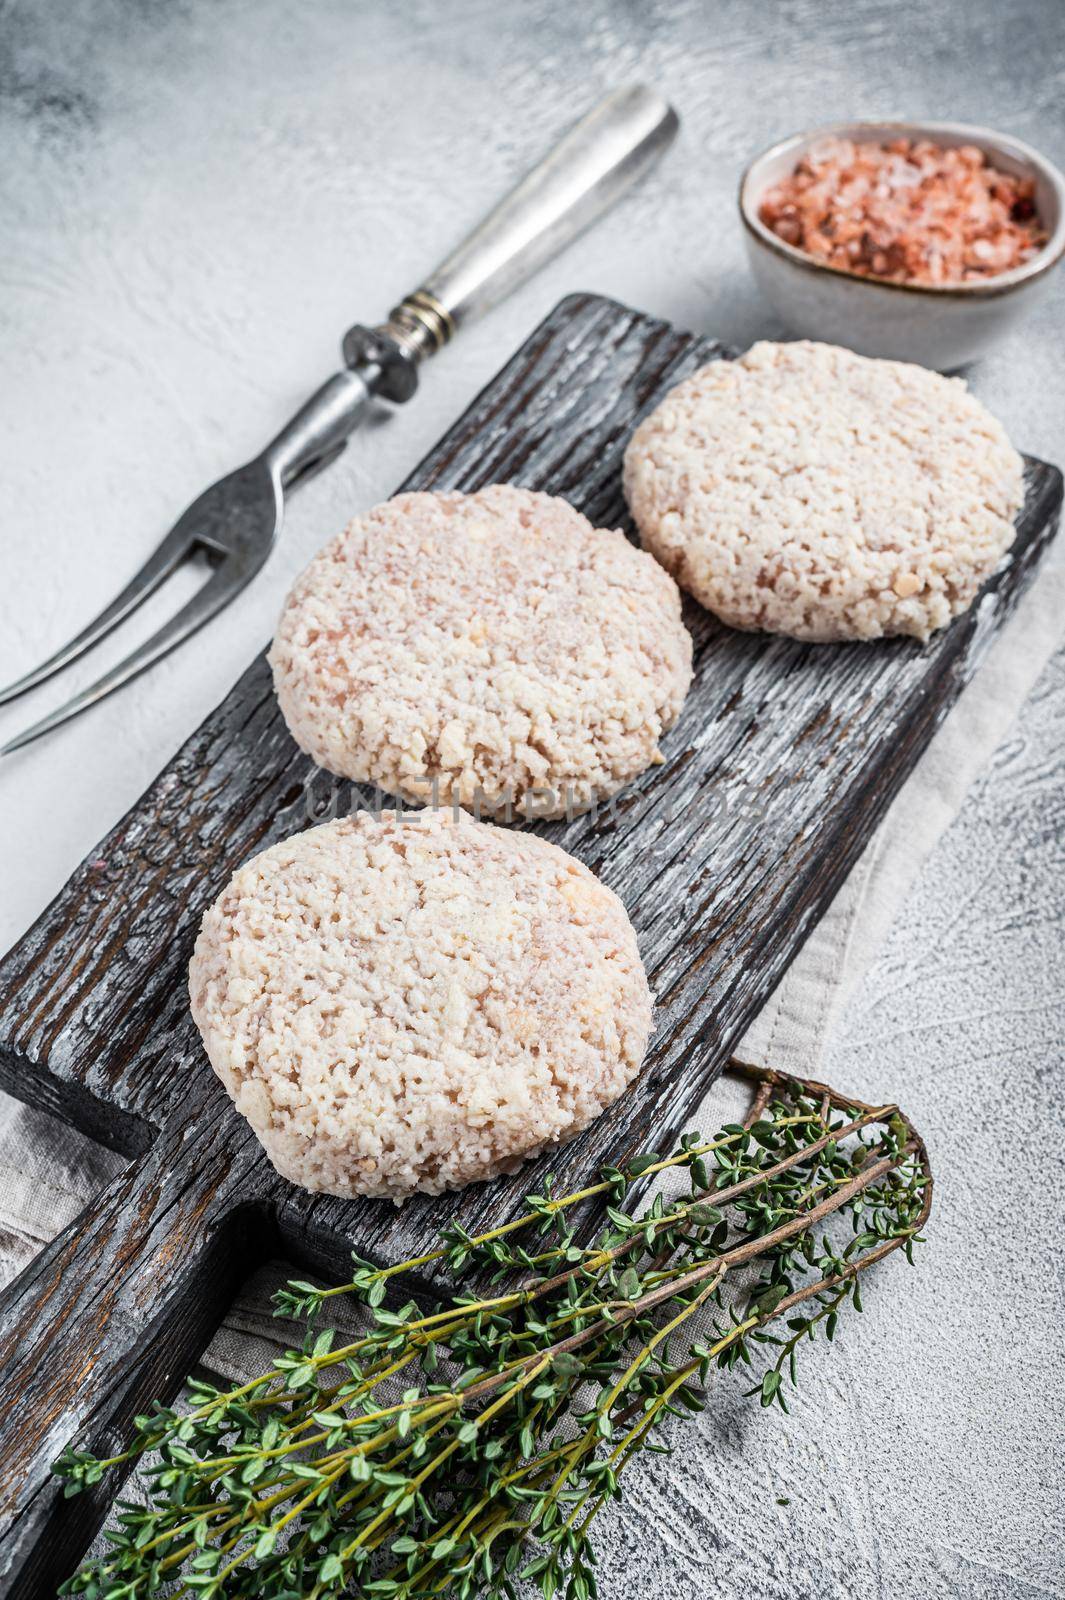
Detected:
left=55, top=1061, right=931, bottom=1599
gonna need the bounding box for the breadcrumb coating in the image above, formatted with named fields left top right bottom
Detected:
left=189, top=810, right=652, bottom=1201
left=623, top=341, right=1024, bottom=643
left=269, top=486, right=692, bottom=818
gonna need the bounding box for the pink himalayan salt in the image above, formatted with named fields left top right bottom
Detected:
left=759, top=136, right=1045, bottom=285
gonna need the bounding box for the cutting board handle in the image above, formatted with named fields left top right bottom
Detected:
left=0, top=1108, right=267, bottom=1599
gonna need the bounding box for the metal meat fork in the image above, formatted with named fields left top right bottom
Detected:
left=0, top=87, right=677, bottom=755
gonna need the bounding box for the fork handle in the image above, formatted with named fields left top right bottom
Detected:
left=344, top=85, right=678, bottom=377
left=277, top=88, right=676, bottom=480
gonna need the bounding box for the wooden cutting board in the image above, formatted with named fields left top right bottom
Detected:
left=0, top=293, right=1060, bottom=1597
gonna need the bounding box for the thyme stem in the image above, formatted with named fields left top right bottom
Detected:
left=55, top=1061, right=931, bottom=1600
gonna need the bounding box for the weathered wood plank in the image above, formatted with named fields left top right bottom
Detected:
left=0, top=293, right=1059, bottom=1595
left=0, top=1087, right=275, bottom=1597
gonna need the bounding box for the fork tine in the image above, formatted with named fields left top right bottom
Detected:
left=0, top=513, right=205, bottom=709
left=0, top=560, right=255, bottom=757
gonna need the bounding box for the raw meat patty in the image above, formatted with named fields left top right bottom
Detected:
left=189, top=809, right=652, bottom=1201
left=269, top=485, right=692, bottom=817
left=623, top=340, right=1024, bottom=642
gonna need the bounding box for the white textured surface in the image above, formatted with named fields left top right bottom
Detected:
left=1, top=2, right=1063, bottom=1595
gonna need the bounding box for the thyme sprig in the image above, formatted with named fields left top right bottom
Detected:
left=55, top=1062, right=931, bottom=1600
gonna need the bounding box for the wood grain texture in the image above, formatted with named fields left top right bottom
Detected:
left=0, top=293, right=1059, bottom=1596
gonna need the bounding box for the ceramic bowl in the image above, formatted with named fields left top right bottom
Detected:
left=739, top=120, right=1065, bottom=369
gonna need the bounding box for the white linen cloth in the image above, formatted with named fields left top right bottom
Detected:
left=2, top=544, right=1063, bottom=1382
